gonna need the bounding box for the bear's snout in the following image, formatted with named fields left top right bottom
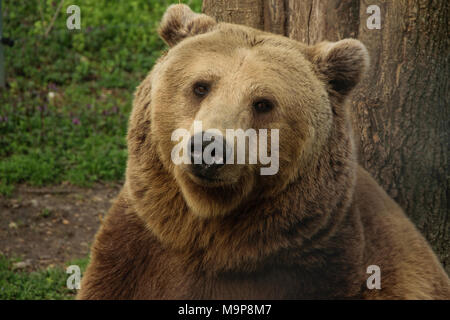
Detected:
left=187, top=131, right=232, bottom=181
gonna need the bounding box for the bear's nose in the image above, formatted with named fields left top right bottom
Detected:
left=188, top=131, right=231, bottom=179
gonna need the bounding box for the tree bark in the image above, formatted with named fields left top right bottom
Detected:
left=202, top=0, right=265, bottom=29
left=203, top=0, right=449, bottom=273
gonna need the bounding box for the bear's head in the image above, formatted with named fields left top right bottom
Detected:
left=126, top=4, right=369, bottom=219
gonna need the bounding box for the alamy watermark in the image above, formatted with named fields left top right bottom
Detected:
left=367, top=5, right=381, bottom=30
left=171, top=121, right=279, bottom=175
left=366, top=265, right=381, bottom=289
left=66, top=5, right=81, bottom=30
left=66, top=265, right=81, bottom=290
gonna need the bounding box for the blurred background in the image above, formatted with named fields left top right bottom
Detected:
left=0, top=0, right=201, bottom=299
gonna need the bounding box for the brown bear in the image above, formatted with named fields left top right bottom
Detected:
left=77, top=4, right=450, bottom=299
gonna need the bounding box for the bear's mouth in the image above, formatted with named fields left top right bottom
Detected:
left=187, top=170, right=227, bottom=187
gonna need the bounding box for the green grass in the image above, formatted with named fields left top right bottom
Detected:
left=0, top=0, right=203, bottom=195
left=0, top=255, right=89, bottom=300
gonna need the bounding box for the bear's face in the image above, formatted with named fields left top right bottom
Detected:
left=130, top=5, right=368, bottom=217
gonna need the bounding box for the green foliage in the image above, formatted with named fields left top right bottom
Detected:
left=3, top=0, right=203, bottom=87
left=0, top=84, right=130, bottom=190
left=0, top=255, right=89, bottom=300
left=0, top=0, right=203, bottom=193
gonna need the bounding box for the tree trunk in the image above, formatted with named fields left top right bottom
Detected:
left=203, top=0, right=449, bottom=273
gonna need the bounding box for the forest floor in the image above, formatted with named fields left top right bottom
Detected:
left=0, top=183, right=121, bottom=271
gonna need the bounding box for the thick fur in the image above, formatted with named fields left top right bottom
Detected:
left=78, top=5, right=450, bottom=299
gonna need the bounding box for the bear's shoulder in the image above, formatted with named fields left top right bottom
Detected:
left=78, top=190, right=195, bottom=299
left=354, top=167, right=450, bottom=299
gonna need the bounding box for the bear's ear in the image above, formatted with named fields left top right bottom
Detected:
left=158, top=4, right=217, bottom=47
left=306, top=39, right=369, bottom=97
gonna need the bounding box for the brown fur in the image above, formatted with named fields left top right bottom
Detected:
left=77, top=5, right=450, bottom=299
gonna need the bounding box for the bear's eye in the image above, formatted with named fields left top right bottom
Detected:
left=193, top=83, right=210, bottom=97
left=253, top=99, right=274, bottom=113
